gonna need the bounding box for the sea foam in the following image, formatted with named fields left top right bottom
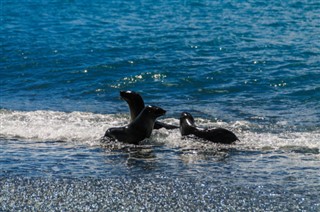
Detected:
left=1, top=109, right=319, bottom=153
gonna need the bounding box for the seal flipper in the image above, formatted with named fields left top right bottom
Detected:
left=154, top=121, right=179, bottom=129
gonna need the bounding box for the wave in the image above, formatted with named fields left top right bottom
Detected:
left=0, top=109, right=112, bottom=145
left=1, top=109, right=319, bottom=153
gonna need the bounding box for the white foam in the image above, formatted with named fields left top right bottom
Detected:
left=238, top=130, right=320, bottom=151
left=0, top=110, right=127, bottom=146
left=1, top=110, right=319, bottom=152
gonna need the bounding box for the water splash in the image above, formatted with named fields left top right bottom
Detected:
left=1, top=109, right=319, bottom=153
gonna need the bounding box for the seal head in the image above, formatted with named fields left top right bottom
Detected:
left=180, top=112, right=197, bottom=136
left=120, top=90, right=145, bottom=122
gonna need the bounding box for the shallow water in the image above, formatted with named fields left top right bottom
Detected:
left=1, top=0, right=320, bottom=210
left=1, top=136, right=320, bottom=211
left=1, top=111, right=319, bottom=210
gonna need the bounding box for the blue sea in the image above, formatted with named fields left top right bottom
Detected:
left=1, top=0, right=319, bottom=211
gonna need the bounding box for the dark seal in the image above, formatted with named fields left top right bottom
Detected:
left=104, top=105, right=166, bottom=145
left=180, top=112, right=239, bottom=144
left=120, top=90, right=178, bottom=129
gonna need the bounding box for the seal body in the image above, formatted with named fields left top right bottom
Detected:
left=180, top=112, right=238, bottom=144
left=104, top=105, right=166, bottom=145
left=120, top=90, right=178, bottom=129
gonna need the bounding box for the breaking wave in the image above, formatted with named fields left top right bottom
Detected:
left=1, top=109, right=319, bottom=153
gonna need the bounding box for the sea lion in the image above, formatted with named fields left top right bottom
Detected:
left=104, top=105, right=166, bottom=145
left=120, top=90, right=178, bottom=129
left=180, top=112, right=238, bottom=144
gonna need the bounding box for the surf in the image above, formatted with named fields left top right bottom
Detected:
left=1, top=109, right=319, bottom=154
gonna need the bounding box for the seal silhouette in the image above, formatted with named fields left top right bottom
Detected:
left=180, top=112, right=238, bottom=144
left=120, top=90, right=178, bottom=129
left=104, top=105, right=166, bottom=145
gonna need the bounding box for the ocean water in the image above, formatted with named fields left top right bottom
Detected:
left=1, top=0, right=320, bottom=211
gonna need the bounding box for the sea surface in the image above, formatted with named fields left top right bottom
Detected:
left=1, top=0, right=320, bottom=211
